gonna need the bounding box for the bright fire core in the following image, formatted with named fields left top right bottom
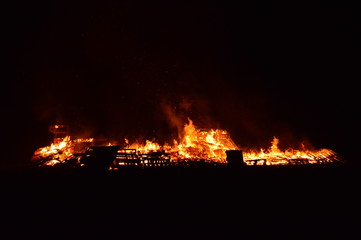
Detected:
left=32, top=119, right=341, bottom=167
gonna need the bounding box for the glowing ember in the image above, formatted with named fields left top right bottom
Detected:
left=120, top=119, right=237, bottom=163
left=32, top=119, right=341, bottom=167
left=32, top=136, right=94, bottom=166
left=243, top=137, right=341, bottom=165
left=126, top=139, right=162, bottom=154
left=167, top=119, right=237, bottom=162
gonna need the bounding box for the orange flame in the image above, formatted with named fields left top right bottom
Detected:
left=121, top=119, right=237, bottom=162
left=32, top=119, right=341, bottom=167
left=168, top=119, right=238, bottom=162
left=33, top=136, right=94, bottom=166
left=243, top=137, right=339, bottom=165
left=126, top=139, right=162, bottom=154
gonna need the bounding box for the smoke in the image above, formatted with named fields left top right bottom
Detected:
left=160, top=90, right=228, bottom=142
left=161, top=102, right=185, bottom=139
left=160, top=97, right=203, bottom=142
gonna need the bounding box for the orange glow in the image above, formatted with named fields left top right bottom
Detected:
left=126, top=139, right=162, bottom=154
left=32, top=136, right=94, bottom=166
left=167, top=119, right=238, bottom=162
left=32, top=119, right=341, bottom=167
left=120, top=119, right=237, bottom=163
left=243, top=137, right=340, bottom=165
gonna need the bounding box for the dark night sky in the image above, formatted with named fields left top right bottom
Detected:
left=1, top=0, right=358, bottom=166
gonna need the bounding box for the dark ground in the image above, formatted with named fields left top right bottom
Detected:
left=1, top=164, right=360, bottom=239
left=0, top=3, right=358, bottom=238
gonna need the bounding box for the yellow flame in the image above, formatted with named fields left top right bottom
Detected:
left=33, top=136, right=94, bottom=166
left=167, top=119, right=238, bottom=162
left=243, top=137, right=337, bottom=165
left=33, top=119, right=340, bottom=166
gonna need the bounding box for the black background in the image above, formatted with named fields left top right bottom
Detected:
left=0, top=1, right=360, bottom=239
left=1, top=0, right=358, bottom=166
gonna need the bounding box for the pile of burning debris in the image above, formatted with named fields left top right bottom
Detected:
left=32, top=120, right=342, bottom=169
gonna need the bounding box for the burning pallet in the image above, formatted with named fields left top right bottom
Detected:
left=32, top=121, right=343, bottom=169
left=244, top=149, right=341, bottom=166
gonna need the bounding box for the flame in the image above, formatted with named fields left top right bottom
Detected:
left=122, top=119, right=237, bottom=162
left=168, top=119, right=238, bottom=162
left=243, top=137, right=340, bottom=165
left=126, top=139, right=162, bottom=154
left=33, top=136, right=94, bottom=166
left=32, top=119, right=341, bottom=167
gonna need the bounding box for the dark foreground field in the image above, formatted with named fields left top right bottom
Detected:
left=1, top=164, right=360, bottom=239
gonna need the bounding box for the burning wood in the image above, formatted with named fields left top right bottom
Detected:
left=243, top=137, right=341, bottom=165
left=32, top=119, right=342, bottom=168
